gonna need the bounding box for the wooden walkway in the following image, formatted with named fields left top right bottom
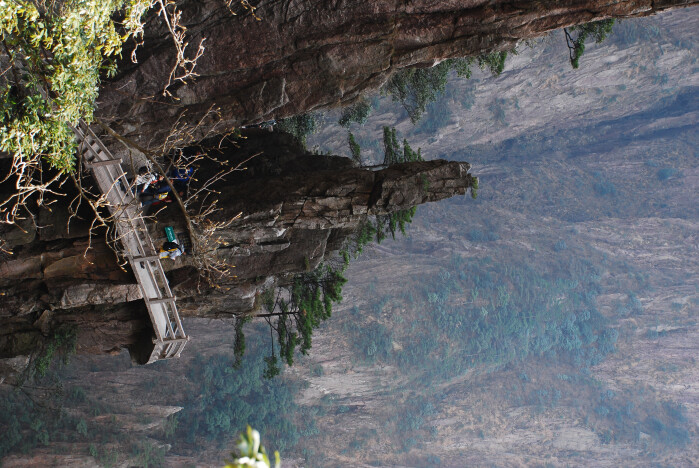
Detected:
left=73, top=120, right=189, bottom=363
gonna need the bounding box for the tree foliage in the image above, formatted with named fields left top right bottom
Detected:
left=383, top=51, right=512, bottom=123
left=564, top=19, right=616, bottom=69
left=345, top=255, right=623, bottom=382
left=31, top=325, right=77, bottom=378
left=372, top=207, right=417, bottom=244
left=477, top=51, right=510, bottom=77
left=338, top=98, right=372, bottom=127
left=258, top=262, right=348, bottom=378
left=276, top=113, right=320, bottom=147
left=232, top=315, right=251, bottom=369
left=382, top=126, right=423, bottom=166
left=234, top=126, right=426, bottom=379
left=347, top=131, right=362, bottom=165
left=383, top=58, right=473, bottom=123
left=178, top=352, right=302, bottom=454
left=0, top=0, right=151, bottom=171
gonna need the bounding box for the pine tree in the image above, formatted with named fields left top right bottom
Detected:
left=564, top=20, right=616, bottom=69
left=348, top=132, right=362, bottom=166
left=382, top=127, right=423, bottom=166
left=256, top=263, right=348, bottom=378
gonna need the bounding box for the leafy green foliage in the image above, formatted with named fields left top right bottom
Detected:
left=347, top=256, right=619, bottom=381
left=0, top=382, right=86, bottom=459
left=0, top=0, right=152, bottom=171
left=0, top=389, right=52, bottom=457
left=346, top=312, right=393, bottom=364
left=470, top=176, right=478, bottom=199
left=131, top=441, right=166, bottom=468
left=247, top=121, right=424, bottom=375
left=162, top=414, right=179, bottom=439
left=477, top=51, right=510, bottom=77
left=383, top=51, right=513, bottom=123
left=565, top=20, right=616, bottom=69
left=343, top=218, right=378, bottom=259
left=372, top=207, right=417, bottom=244
left=259, top=262, right=348, bottom=378
left=382, top=126, right=423, bottom=166
left=388, top=394, right=437, bottom=452
left=179, top=352, right=303, bottom=454
left=32, top=325, right=78, bottom=378
left=383, top=58, right=473, bottom=123
left=233, top=315, right=251, bottom=369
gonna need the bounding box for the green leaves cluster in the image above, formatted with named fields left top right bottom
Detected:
left=32, top=325, right=77, bottom=378
left=383, top=57, right=473, bottom=123
left=276, top=113, right=320, bottom=147
left=338, top=98, right=372, bottom=127
left=383, top=51, right=511, bottom=123
left=346, top=255, right=619, bottom=383
left=180, top=352, right=301, bottom=453
left=371, top=207, right=417, bottom=245
left=0, top=0, right=152, bottom=171
left=477, top=51, right=510, bottom=77
left=347, top=131, right=361, bottom=165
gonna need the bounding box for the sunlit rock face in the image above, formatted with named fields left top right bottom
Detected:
left=96, top=0, right=697, bottom=149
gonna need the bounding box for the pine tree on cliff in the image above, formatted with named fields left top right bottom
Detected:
left=372, top=127, right=422, bottom=242
left=256, top=263, right=347, bottom=378
left=564, top=20, right=616, bottom=69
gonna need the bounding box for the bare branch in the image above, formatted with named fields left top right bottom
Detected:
left=154, top=0, right=206, bottom=97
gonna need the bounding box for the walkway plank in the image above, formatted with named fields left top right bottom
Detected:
left=73, top=120, right=190, bottom=363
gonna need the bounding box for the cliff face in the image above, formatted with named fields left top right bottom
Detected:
left=310, top=10, right=699, bottom=167
left=0, top=131, right=476, bottom=362
left=96, top=0, right=698, bottom=149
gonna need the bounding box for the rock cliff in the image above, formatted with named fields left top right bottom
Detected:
left=0, top=131, right=477, bottom=363
left=96, top=0, right=698, bottom=150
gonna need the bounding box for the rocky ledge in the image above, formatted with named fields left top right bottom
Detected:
left=0, top=131, right=477, bottom=366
